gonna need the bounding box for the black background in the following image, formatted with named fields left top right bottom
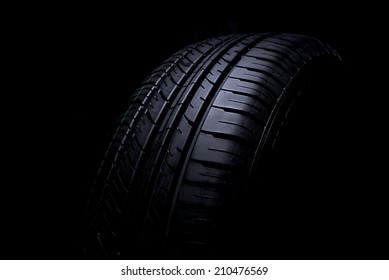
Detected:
left=3, top=7, right=387, bottom=259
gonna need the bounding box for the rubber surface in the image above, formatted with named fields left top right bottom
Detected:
left=82, top=33, right=342, bottom=258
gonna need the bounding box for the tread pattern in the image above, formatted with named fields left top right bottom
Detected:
left=83, top=33, right=341, bottom=258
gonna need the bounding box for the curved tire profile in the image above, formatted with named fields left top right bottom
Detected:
left=82, top=33, right=343, bottom=259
